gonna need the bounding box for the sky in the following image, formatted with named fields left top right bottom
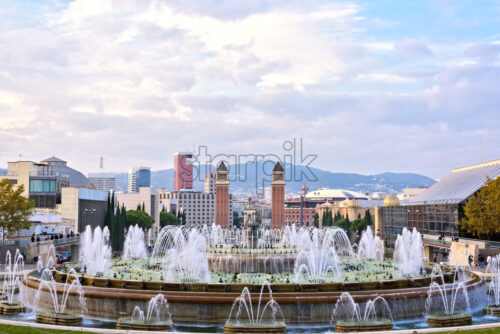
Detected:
left=0, top=0, right=499, bottom=179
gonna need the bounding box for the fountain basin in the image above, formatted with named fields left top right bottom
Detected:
left=427, top=312, right=472, bottom=326
left=36, top=310, right=83, bottom=325
left=335, top=319, right=393, bottom=332
left=0, top=301, right=25, bottom=314
left=223, top=320, right=286, bottom=333
left=116, top=317, right=173, bottom=331
left=484, top=303, right=500, bottom=316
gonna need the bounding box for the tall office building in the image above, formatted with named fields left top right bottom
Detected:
left=88, top=173, right=116, bottom=192
left=174, top=152, right=193, bottom=191
left=128, top=167, right=151, bottom=193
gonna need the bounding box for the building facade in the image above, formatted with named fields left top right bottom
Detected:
left=174, top=152, right=193, bottom=191
left=128, top=167, right=151, bottom=193
left=376, top=159, right=500, bottom=262
left=88, top=172, right=116, bottom=192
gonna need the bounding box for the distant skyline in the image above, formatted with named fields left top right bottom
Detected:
left=1, top=1, right=499, bottom=179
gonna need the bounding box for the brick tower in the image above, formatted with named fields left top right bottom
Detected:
left=271, top=161, right=285, bottom=228
left=215, top=161, right=229, bottom=228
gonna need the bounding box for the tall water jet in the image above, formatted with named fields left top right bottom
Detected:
left=117, top=293, right=173, bottom=331
left=34, top=268, right=87, bottom=324
left=332, top=292, right=393, bottom=332
left=0, top=249, right=25, bottom=314
left=80, top=225, right=112, bottom=276
left=425, top=281, right=471, bottom=326
left=484, top=254, right=500, bottom=315
left=151, top=226, right=210, bottom=282
left=357, top=226, right=384, bottom=261
left=224, top=281, right=286, bottom=333
left=293, top=228, right=350, bottom=283
left=394, top=227, right=424, bottom=277
left=122, top=224, right=148, bottom=260
left=37, top=245, right=56, bottom=273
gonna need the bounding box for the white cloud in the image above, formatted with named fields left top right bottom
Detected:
left=0, top=0, right=499, bottom=179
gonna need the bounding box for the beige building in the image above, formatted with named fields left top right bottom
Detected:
left=116, top=187, right=152, bottom=215
left=316, top=198, right=376, bottom=228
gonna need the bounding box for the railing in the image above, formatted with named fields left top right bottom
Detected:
left=53, top=236, right=80, bottom=245
left=29, top=171, right=69, bottom=178
left=0, top=239, right=20, bottom=246
left=422, top=238, right=451, bottom=247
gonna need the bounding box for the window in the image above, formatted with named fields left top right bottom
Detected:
left=30, top=179, right=55, bottom=193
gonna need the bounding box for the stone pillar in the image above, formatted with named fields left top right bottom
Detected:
left=271, top=162, right=285, bottom=228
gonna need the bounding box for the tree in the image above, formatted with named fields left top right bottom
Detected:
left=233, top=211, right=242, bottom=229
left=160, top=211, right=179, bottom=227
left=313, top=213, right=319, bottom=228
left=136, top=203, right=141, bottom=211
left=462, top=177, right=500, bottom=239
left=0, top=179, right=34, bottom=239
left=364, top=209, right=373, bottom=227
left=119, top=204, right=126, bottom=251
left=350, top=217, right=367, bottom=237
left=141, top=202, right=145, bottom=212
left=126, top=210, right=154, bottom=229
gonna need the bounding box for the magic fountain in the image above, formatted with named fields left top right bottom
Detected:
left=18, top=223, right=485, bottom=332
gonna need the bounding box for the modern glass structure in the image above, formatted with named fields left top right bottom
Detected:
left=378, top=159, right=500, bottom=252
left=128, top=167, right=151, bottom=192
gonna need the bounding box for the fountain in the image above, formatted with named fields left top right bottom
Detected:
left=484, top=254, right=500, bottom=315
left=224, top=281, right=286, bottom=333
left=293, top=227, right=350, bottom=283
left=332, top=292, right=393, bottom=332
left=37, top=244, right=56, bottom=273
left=426, top=280, right=472, bottom=326
left=79, top=225, right=112, bottom=276
left=357, top=226, right=384, bottom=261
left=20, top=224, right=483, bottom=326
left=122, top=224, right=148, bottom=260
left=34, top=268, right=86, bottom=325
left=116, top=293, right=173, bottom=330
left=394, top=227, right=424, bottom=277
left=151, top=226, right=210, bottom=282
left=0, top=249, right=25, bottom=314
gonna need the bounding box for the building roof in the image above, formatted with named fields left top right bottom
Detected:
left=41, top=156, right=90, bottom=187
left=216, top=161, right=228, bottom=172
left=41, top=156, right=67, bottom=164
left=409, top=159, right=500, bottom=205
left=306, top=188, right=370, bottom=200
left=273, top=162, right=284, bottom=172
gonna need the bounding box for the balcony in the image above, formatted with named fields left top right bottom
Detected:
left=30, top=171, right=69, bottom=178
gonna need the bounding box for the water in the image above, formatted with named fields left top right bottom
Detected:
left=34, top=268, right=87, bottom=315
left=425, top=281, right=471, bottom=316
left=227, top=281, right=285, bottom=325
left=332, top=292, right=393, bottom=323
left=357, top=226, right=383, bottom=261
left=394, top=227, right=424, bottom=277
left=79, top=225, right=112, bottom=276
left=486, top=254, right=500, bottom=306
left=131, top=293, right=171, bottom=323
left=3, top=249, right=24, bottom=305
left=37, top=245, right=56, bottom=273
left=151, top=226, right=210, bottom=282
left=293, top=228, right=351, bottom=283
left=122, top=225, right=147, bottom=260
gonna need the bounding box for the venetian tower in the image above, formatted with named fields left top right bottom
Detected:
left=215, top=161, right=230, bottom=228
left=271, top=161, right=285, bottom=228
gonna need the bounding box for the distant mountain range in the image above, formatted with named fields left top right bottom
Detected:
left=112, top=162, right=435, bottom=196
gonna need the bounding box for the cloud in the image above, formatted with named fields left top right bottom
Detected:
left=0, top=0, right=499, bottom=180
